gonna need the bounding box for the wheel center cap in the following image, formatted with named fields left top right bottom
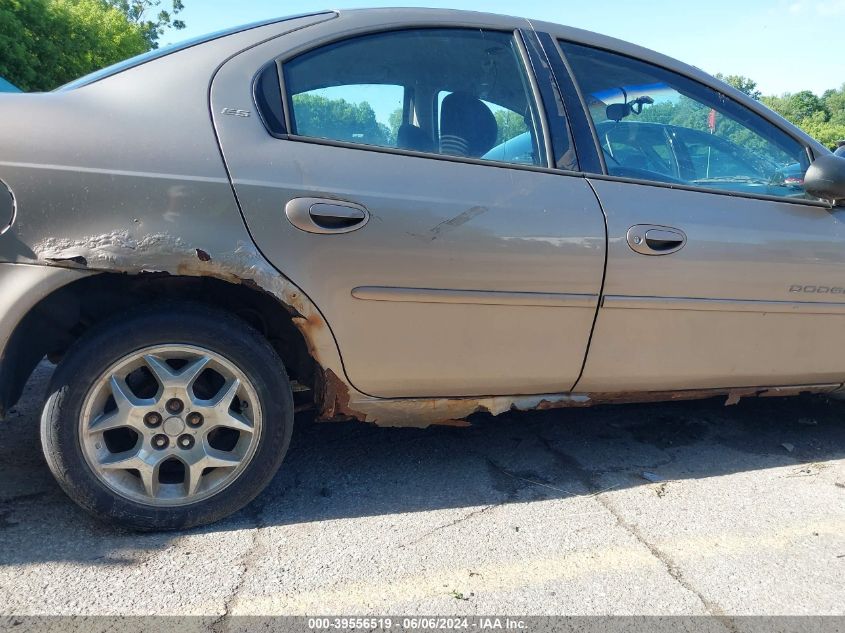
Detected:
left=162, top=416, right=186, bottom=437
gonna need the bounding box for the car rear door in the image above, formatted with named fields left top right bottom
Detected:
left=211, top=11, right=607, bottom=399
left=537, top=30, right=845, bottom=393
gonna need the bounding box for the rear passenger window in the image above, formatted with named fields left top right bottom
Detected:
left=282, top=29, right=547, bottom=167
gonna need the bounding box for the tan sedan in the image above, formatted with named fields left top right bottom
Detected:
left=1, top=8, right=844, bottom=529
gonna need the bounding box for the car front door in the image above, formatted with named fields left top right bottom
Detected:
left=211, top=13, right=607, bottom=399
left=542, top=34, right=845, bottom=393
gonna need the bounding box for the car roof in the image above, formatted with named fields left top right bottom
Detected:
left=53, top=6, right=827, bottom=156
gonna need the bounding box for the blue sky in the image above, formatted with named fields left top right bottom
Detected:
left=169, top=0, right=843, bottom=96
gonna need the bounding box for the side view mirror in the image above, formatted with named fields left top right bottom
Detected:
left=803, top=154, right=845, bottom=203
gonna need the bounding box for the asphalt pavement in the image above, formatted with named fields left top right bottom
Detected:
left=1, top=362, right=844, bottom=624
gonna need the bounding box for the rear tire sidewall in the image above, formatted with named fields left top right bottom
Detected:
left=41, top=303, right=293, bottom=531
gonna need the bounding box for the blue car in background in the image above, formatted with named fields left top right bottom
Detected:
left=0, top=77, right=21, bottom=93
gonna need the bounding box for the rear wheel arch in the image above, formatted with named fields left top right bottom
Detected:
left=1, top=271, right=330, bottom=418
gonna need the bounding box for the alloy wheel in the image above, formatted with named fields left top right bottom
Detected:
left=78, top=344, right=263, bottom=507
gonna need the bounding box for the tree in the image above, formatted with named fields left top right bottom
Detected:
left=493, top=109, right=528, bottom=145
left=796, top=111, right=845, bottom=149
left=105, top=0, right=185, bottom=49
left=822, top=84, right=845, bottom=126
left=387, top=107, right=403, bottom=142
left=716, top=74, right=762, bottom=100
left=292, top=94, right=392, bottom=147
left=760, top=86, right=845, bottom=149
left=762, top=90, right=827, bottom=123
left=0, top=0, right=149, bottom=91
left=630, top=72, right=845, bottom=151
left=638, top=95, right=710, bottom=132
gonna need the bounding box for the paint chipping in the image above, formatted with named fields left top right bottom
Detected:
left=429, top=206, right=488, bottom=240
left=34, top=231, right=188, bottom=272
left=46, top=255, right=87, bottom=267
left=328, top=392, right=591, bottom=429
left=32, top=231, right=339, bottom=377
left=335, top=384, right=841, bottom=429
left=318, top=368, right=357, bottom=421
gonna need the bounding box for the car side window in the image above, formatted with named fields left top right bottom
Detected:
left=602, top=123, right=676, bottom=179
left=560, top=42, right=812, bottom=199
left=282, top=29, right=547, bottom=167
left=436, top=91, right=537, bottom=165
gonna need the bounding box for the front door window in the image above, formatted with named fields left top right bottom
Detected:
left=561, top=42, right=812, bottom=199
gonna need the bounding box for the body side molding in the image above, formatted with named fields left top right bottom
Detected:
left=352, top=286, right=598, bottom=308
left=603, top=295, right=845, bottom=315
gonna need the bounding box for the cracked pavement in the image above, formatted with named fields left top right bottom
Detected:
left=1, top=362, right=845, bottom=620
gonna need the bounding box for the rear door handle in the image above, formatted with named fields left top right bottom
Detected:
left=285, top=197, right=370, bottom=234
left=627, top=224, right=687, bottom=255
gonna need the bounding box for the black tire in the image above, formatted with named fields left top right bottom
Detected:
left=40, top=302, right=294, bottom=531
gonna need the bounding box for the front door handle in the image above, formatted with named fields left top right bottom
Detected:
left=285, top=197, right=370, bottom=234
left=627, top=224, right=687, bottom=255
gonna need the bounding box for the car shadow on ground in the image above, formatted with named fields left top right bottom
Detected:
left=1, top=362, right=844, bottom=565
